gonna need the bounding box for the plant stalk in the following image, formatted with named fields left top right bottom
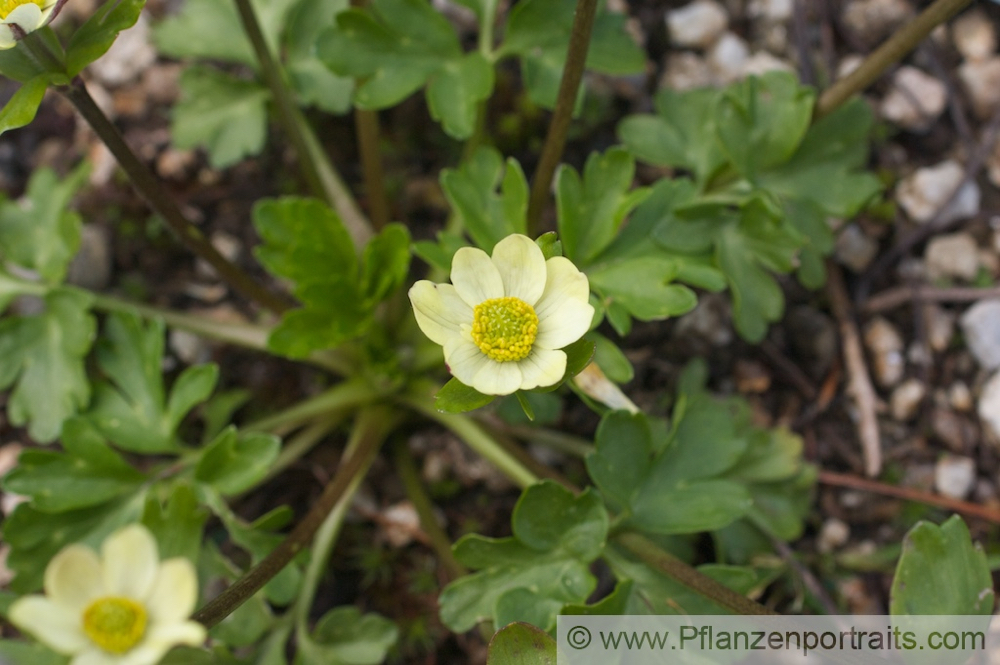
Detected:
left=192, top=406, right=398, bottom=628
left=355, top=109, right=390, bottom=231
left=244, top=379, right=379, bottom=434
left=58, top=78, right=293, bottom=314
left=526, top=0, right=598, bottom=233
left=814, top=0, right=972, bottom=118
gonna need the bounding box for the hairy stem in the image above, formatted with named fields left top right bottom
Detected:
left=526, top=0, right=598, bottom=233
left=244, top=379, right=379, bottom=434
left=394, top=441, right=467, bottom=580
left=59, top=79, right=293, bottom=314
left=192, top=406, right=398, bottom=628
left=355, top=109, right=390, bottom=231
left=815, top=0, right=972, bottom=118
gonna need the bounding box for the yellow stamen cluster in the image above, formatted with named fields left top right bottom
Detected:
left=82, top=597, right=147, bottom=654
left=0, top=0, right=44, bottom=20
left=471, top=296, right=539, bottom=362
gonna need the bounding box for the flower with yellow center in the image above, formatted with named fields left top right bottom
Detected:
left=0, top=0, right=58, bottom=49
left=409, top=234, right=595, bottom=395
left=9, top=524, right=207, bottom=665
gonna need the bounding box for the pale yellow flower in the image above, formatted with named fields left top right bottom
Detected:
left=9, top=524, right=206, bottom=665
left=410, top=234, right=594, bottom=395
left=0, top=0, right=58, bottom=49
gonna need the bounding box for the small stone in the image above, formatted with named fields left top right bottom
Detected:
left=842, top=0, right=913, bottom=46
left=896, top=160, right=981, bottom=225
left=925, top=304, right=956, bottom=352
left=169, top=330, right=211, bottom=365
left=957, top=57, right=1000, bottom=119
left=980, top=371, right=1000, bottom=442
left=949, top=381, right=974, bottom=411
left=157, top=148, right=197, bottom=180
left=817, top=518, right=850, bottom=554
left=734, top=359, right=771, bottom=393
left=864, top=317, right=906, bottom=387
left=835, top=223, right=880, bottom=273
left=666, top=0, right=728, bottom=49
left=379, top=501, right=423, bottom=547
left=707, top=32, right=750, bottom=84
left=960, top=299, right=1000, bottom=370
left=748, top=0, right=793, bottom=21
left=931, top=407, right=972, bottom=451
left=673, top=293, right=733, bottom=347
left=837, top=55, right=864, bottom=80
left=879, top=67, right=947, bottom=132
left=661, top=52, right=715, bottom=91
left=952, top=10, right=997, bottom=62
left=65, top=224, right=112, bottom=291
left=925, top=232, right=980, bottom=281
left=142, top=64, right=182, bottom=106
left=741, top=51, right=794, bottom=78
left=934, top=454, right=976, bottom=499
left=890, top=378, right=925, bottom=421
left=89, top=14, right=156, bottom=87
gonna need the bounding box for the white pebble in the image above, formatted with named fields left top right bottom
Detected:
left=890, top=378, right=926, bottom=421
left=925, top=232, right=980, bottom=281
left=960, top=299, right=1000, bottom=370
left=707, top=32, right=750, bottom=83
left=979, top=370, right=1000, bottom=442
left=953, top=10, right=997, bottom=62
left=879, top=67, right=947, bottom=132
left=957, top=57, right=1000, bottom=119
left=666, top=0, right=728, bottom=49
left=934, top=455, right=976, bottom=499
left=864, top=317, right=906, bottom=387
left=817, top=518, right=850, bottom=553
left=896, top=160, right=980, bottom=225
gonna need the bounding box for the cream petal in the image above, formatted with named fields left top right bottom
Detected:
left=516, top=348, right=567, bottom=391
left=9, top=596, right=89, bottom=655
left=145, top=621, right=207, bottom=647
left=490, top=234, right=546, bottom=305
left=117, top=643, right=170, bottom=665
left=472, top=359, right=522, bottom=395
left=45, top=544, right=104, bottom=611
left=534, top=298, right=595, bottom=350
left=450, top=247, right=503, bottom=307
left=534, top=257, right=591, bottom=322
left=0, top=26, right=16, bottom=48
left=443, top=337, right=491, bottom=387
left=145, top=559, right=198, bottom=624
left=72, top=648, right=122, bottom=665
left=409, top=281, right=471, bottom=346
left=4, top=3, right=42, bottom=30
left=102, top=525, right=158, bottom=600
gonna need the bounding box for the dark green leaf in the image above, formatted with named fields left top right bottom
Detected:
left=439, top=481, right=608, bottom=632
left=0, top=288, right=95, bottom=442
left=426, top=52, right=494, bottom=138
left=0, top=28, right=66, bottom=82
left=0, top=165, right=88, bottom=283
left=514, top=391, right=534, bottom=421
left=441, top=147, right=528, bottom=251
left=66, top=0, right=146, bottom=77
left=298, top=606, right=399, bottom=665
left=142, top=482, right=209, bottom=561
left=171, top=67, right=269, bottom=168
left=534, top=232, right=561, bottom=260
left=487, top=623, right=555, bottom=665
left=587, top=256, right=697, bottom=322
left=590, top=332, right=632, bottom=383
left=435, top=377, right=495, bottom=413
left=413, top=232, right=467, bottom=273
left=195, top=426, right=280, bottom=496
left=360, top=223, right=411, bottom=304
left=285, top=0, right=354, bottom=113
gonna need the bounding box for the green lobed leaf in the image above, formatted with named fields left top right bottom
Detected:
left=0, top=164, right=88, bottom=284
left=412, top=232, right=467, bottom=273
left=590, top=332, right=633, bottom=384
left=426, top=52, right=495, bottom=138
left=284, top=0, right=354, bottom=113
left=0, top=75, right=51, bottom=138
left=86, top=312, right=219, bottom=453
left=195, top=426, right=281, bottom=496
left=2, top=418, right=144, bottom=512
left=142, top=482, right=209, bottom=562
left=486, top=622, right=556, bottom=665
left=297, top=606, right=399, bottom=665
left=441, top=147, right=528, bottom=252
left=439, top=481, right=608, bottom=632
left=0, top=639, right=69, bottom=665
left=0, top=288, right=95, bottom=443
left=587, top=256, right=697, bottom=323
left=435, top=377, right=495, bottom=413
left=171, top=67, right=270, bottom=169
left=890, top=515, right=995, bottom=616
left=65, top=0, right=146, bottom=77
left=360, top=223, right=411, bottom=303
left=556, top=148, right=649, bottom=265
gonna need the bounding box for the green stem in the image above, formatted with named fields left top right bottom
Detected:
left=58, top=78, right=293, bottom=314
left=525, top=0, right=599, bottom=234
left=20, top=30, right=65, bottom=74
left=263, top=417, right=343, bottom=483
left=232, top=0, right=327, bottom=202
left=614, top=532, right=776, bottom=616
left=399, top=386, right=537, bottom=488
left=814, top=0, right=972, bottom=118
left=503, top=424, right=594, bottom=458
left=393, top=441, right=466, bottom=580
left=192, top=406, right=398, bottom=628
left=293, top=415, right=381, bottom=634
left=244, top=379, right=379, bottom=434
left=355, top=109, right=390, bottom=231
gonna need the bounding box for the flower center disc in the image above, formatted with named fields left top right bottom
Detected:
left=82, top=596, right=148, bottom=654
left=471, top=296, right=539, bottom=362
left=0, top=0, right=44, bottom=20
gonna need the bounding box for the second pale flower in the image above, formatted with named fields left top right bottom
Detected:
left=409, top=234, right=594, bottom=395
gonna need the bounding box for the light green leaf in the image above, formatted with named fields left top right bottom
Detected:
left=0, top=164, right=88, bottom=283
left=360, top=223, right=411, bottom=304
left=0, top=288, right=95, bottom=442
left=587, top=256, right=697, bottom=322
left=87, top=312, right=219, bottom=453
left=439, top=481, right=608, bottom=632
left=426, top=52, right=494, bottom=138
left=441, top=147, right=528, bottom=252
left=297, top=606, right=399, bottom=665
left=590, top=332, right=632, bottom=384
left=254, top=197, right=356, bottom=283
left=2, top=418, right=144, bottom=512
left=487, top=623, right=555, bottom=665
left=195, top=427, right=280, bottom=496
left=285, top=0, right=354, bottom=113
left=172, top=67, right=269, bottom=168
left=0, top=75, right=50, bottom=137
left=0, top=639, right=69, bottom=665
left=142, top=482, right=209, bottom=562
left=435, top=377, right=495, bottom=413
left=66, top=0, right=146, bottom=77
left=715, top=218, right=787, bottom=343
